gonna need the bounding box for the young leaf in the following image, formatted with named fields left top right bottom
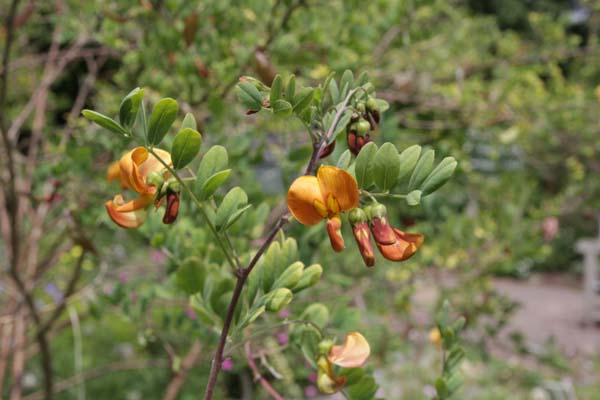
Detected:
left=292, top=88, right=314, bottom=114
left=272, top=99, right=293, bottom=117
left=354, top=142, right=378, bottom=188
left=181, top=112, right=197, bottom=130
left=171, top=128, right=202, bottom=169
left=147, top=98, right=179, bottom=145
left=119, top=87, right=144, bottom=128
left=215, top=187, right=248, bottom=231
left=82, top=110, right=128, bottom=136
left=292, top=263, right=323, bottom=293
left=397, top=144, right=421, bottom=181
left=236, top=81, right=263, bottom=111
left=285, top=75, right=296, bottom=100
left=333, top=110, right=352, bottom=138
left=199, top=169, right=231, bottom=201
left=408, top=149, right=435, bottom=190
left=340, top=69, right=354, bottom=93
left=420, top=157, right=458, bottom=196
left=272, top=261, right=304, bottom=290
left=373, top=143, right=401, bottom=191
left=224, top=204, right=252, bottom=230
left=328, top=78, right=339, bottom=104
left=197, top=145, right=229, bottom=187
left=347, top=376, right=378, bottom=400
left=270, top=74, right=283, bottom=104
left=337, top=150, right=352, bottom=169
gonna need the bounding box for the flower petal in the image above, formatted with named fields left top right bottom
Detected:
left=326, top=216, right=345, bottom=252
left=105, top=194, right=150, bottom=229
left=139, top=148, right=171, bottom=180
left=287, top=175, right=326, bottom=225
left=107, top=160, right=129, bottom=189
left=317, top=166, right=359, bottom=212
left=120, top=147, right=149, bottom=194
left=327, top=332, right=370, bottom=368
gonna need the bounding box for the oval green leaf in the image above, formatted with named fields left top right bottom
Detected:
left=147, top=98, right=179, bottom=145
left=82, top=110, right=128, bottom=136
left=408, top=149, right=435, bottom=191
left=354, top=142, right=378, bottom=189
left=199, top=169, right=231, bottom=201
left=171, top=128, right=202, bottom=170
left=373, top=142, right=400, bottom=191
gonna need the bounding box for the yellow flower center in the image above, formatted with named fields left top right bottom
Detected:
left=314, top=194, right=340, bottom=218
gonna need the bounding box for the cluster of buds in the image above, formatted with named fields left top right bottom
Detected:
left=315, top=332, right=370, bottom=394
left=348, top=202, right=424, bottom=267
left=346, top=97, right=380, bottom=155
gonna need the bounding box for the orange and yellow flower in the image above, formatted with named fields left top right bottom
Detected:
left=317, top=332, right=371, bottom=394
left=105, top=147, right=172, bottom=229
left=287, top=165, right=359, bottom=252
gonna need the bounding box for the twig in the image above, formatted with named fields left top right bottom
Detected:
left=162, top=340, right=202, bottom=400
left=244, top=341, right=284, bottom=400
left=202, top=89, right=358, bottom=400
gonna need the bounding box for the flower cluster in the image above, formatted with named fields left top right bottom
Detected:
left=316, top=332, right=370, bottom=394
left=287, top=165, right=423, bottom=267
left=346, top=97, right=380, bottom=155
left=106, top=146, right=179, bottom=228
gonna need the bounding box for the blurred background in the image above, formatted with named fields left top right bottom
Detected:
left=0, top=0, right=599, bottom=399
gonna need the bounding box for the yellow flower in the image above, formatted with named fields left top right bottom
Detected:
left=105, top=147, right=171, bottom=229
left=429, top=327, right=442, bottom=347
left=287, top=165, right=359, bottom=251
left=317, top=332, right=371, bottom=394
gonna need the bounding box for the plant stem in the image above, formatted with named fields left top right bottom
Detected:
left=203, top=88, right=358, bottom=399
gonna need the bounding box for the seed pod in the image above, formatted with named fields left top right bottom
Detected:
left=319, top=141, right=336, bottom=159
left=162, top=189, right=180, bottom=224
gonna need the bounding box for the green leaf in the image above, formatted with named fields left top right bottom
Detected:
left=355, top=71, right=369, bottom=86
left=272, top=99, right=293, bottom=118
left=239, top=81, right=263, bottom=104
left=406, top=189, right=422, bottom=206
left=373, top=143, right=401, bottom=191
left=347, top=376, right=378, bottom=400
left=354, top=142, right=378, bottom=188
left=199, top=170, right=231, bottom=201
left=197, top=145, right=229, bottom=187
left=272, top=261, right=304, bottom=290
left=375, top=98, right=389, bottom=113
left=175, top=257, right=205, bottom=295
left=224, top=204, right=252, bottom=230
left=408, top=149, right=435, bottom=190
left=119, top=87, right=144, bottom=128
left=237, top=305, right=265, bottom=330
left=236, top=85, right=262, bottom=111
left=300, top=303, right=329, bottom=328
left=132, top=101, right=147, bottom=140
left=333, top=110, right=352, bottom=138
left=215, top=187, right=248, bottom=231
left=171, top=128, right=202, bottom=170
left=337, top=150, right=352, bottom=169
left=397, top=145, right=422, bottom=182
left=421, top=157, right=457, bottom=195
left=292, top=88, right=314, bottom=114
left=265, top=288, right=293, bottom=312
left=340, top=69, right=354, bottom=93
left=270, top=74, right=283, bottom=104
left=181, top=113, right=197, bottom=130
left=285, top=75, right=296, bottom=101
left=147, top=98, right=179, bottom=145
left=82, top=110, right=128, bottom=136
left=328, top=78, right=339, bottom=103
left=292, top=263, right=323, bottom=293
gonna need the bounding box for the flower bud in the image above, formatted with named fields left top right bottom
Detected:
left=316, top=355, right=346, bottom=394
left=319, top=141, right=336, bottom=159
left=349, top=208, right=375, bottom=267
left=376, top=228, right=424, bottom=262
left=356, top=118, right=371, bottom=135
left=326, top=216, right=344, bottom=252
left=318, top=339, right=334, bottom=355
left=146, top=171, right=164, bottom=188
left=265, top=288, right=293, bottom=312
left=347, top=130, right=359, bottom=155
left=162, top=189, right=179, bottom=224
left=292, top=263, right=323, bottom=292
left=368, top=203, right=396, bottom=245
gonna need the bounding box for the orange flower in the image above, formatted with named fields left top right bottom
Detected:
left=376, top=227, right=424, bottom=261
left=105, top=147, right=171, bottom=229
left=287, top=166, right=359, bottom=252
left=317, top=332, right=371, bottom=394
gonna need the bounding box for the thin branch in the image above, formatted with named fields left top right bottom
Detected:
left=244, top=341, right=284, bottom=400
left=203, top=89, right=358, bottom=400
left=162, top=340, right=202, bottom=400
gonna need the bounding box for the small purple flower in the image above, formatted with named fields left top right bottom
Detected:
left=185, top=306, right=197, bottom=320
left=276, top=332, right=289, bottom=346
left=278, top=309, right=290, bottom=318
left=221, top=358, right=233, bottom=371
left=308, top=372, right=318, bottom=384
left=304, top=385, right=318, bottom=398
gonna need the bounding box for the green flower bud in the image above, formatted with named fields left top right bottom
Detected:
left=265, top=288, right=293, bottom=312
left=292, top=264, right=323, bottom=293
left=356, top=118, right=371, bottom=135
left=272, top=261, right=304, bottom=290
left=318, top=339, right=334, bottom=355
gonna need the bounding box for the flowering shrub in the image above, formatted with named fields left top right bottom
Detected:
left=83, top=71, right=459, bottom=398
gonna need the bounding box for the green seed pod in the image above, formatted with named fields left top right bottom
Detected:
left=357, top=102, right=366, bottom=113
left=366, top=96, right=378, bottom=112
left=356, top=118, right=371, bottom=135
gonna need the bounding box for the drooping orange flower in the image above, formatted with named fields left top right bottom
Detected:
left=376, top=227, right=424, bottom=261
left=317, top=332, right=371, bottom=394
left=287, top=165, right=359, bottom=252
left=105, top=147, right=172, bottom=229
